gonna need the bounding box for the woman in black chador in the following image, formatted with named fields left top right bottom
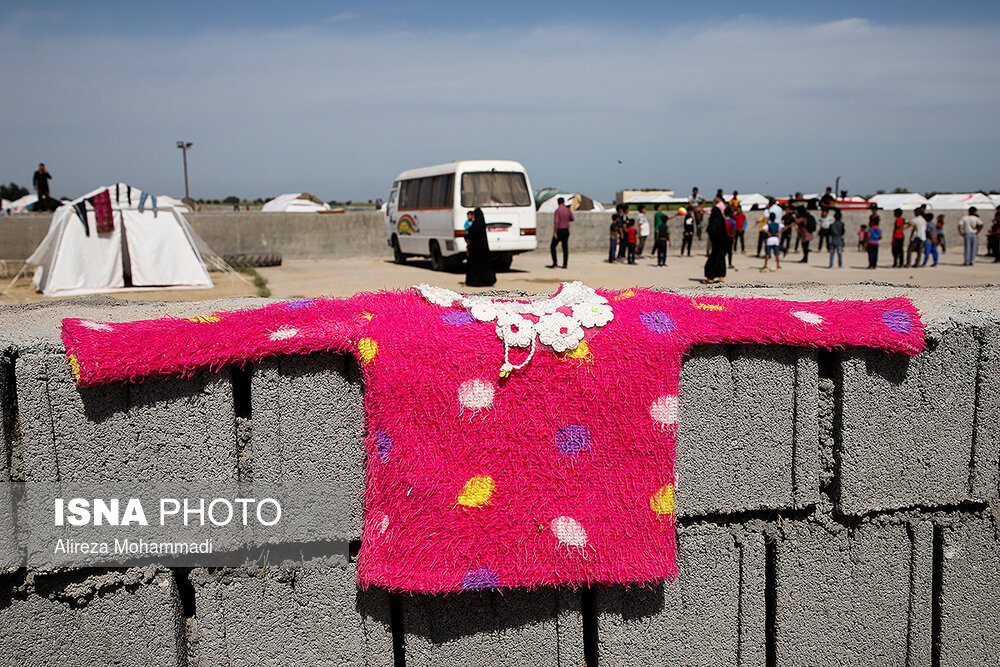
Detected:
left=465, top=208, right=496, bottom=287
left=703, top=196, right=729, bottom=283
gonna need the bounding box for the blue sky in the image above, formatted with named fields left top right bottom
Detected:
left=1, top=2, right=998, bottom=202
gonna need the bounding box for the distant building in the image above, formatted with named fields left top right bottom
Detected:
left=615, top=190, right=685, bottom=206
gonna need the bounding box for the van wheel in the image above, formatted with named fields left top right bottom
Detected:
left=429, top=241, right=446, bottom=271
left=491, top=254, right=513, bottom=272
left=391, top=235, right=406, bottom=264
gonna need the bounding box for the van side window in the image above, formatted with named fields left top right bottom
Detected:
left=417, top=178, right=435, bottom=208
left=399, top=179, right=418, bottom=209
left=431, top=174, right=453, bottom=208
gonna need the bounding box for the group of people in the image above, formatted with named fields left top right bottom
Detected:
left=861, top=204, right=998, bottom=268
left=606, top=203, right=680, bottom=267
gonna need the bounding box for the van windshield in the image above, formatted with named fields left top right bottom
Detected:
left=461, top=172, right=531, bottom=208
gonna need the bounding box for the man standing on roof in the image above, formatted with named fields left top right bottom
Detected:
left=548, top=197, right=574, bottom=269
left=33, top=163, right=52, bottom=200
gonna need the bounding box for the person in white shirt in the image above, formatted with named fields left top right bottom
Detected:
left=958, top=206, right=984, bottom=265
left=905, top=207, right=927, bottom=268
left=817, top=207, right=835, bottom=251
left=761, top=211, right=783, bottom=272
left=635, top=205, right=651, bottom=257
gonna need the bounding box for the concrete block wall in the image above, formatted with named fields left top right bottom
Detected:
left=0, top=286, right=998, bottom=665
left=6, top=207, right=989, bottom=263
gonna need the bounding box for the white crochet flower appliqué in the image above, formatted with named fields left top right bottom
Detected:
left=415, top=281, right=614, bottom=373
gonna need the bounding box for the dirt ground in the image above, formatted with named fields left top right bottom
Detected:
left=2, top=246, right=998, bottom=305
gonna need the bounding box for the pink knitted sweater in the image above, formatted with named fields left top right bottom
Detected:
left=61, top=283, right=924, bottom=592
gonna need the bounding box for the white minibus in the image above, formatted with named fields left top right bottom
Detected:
left=384, top=160, right=537, bottom=271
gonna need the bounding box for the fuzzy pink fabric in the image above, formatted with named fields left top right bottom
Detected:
left=61, top=286, right=924, bottom=592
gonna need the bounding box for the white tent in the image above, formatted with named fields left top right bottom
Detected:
left=9, top=194, right=38, bottom=213
left=261, top=193, right=331, bottom=213
left=926, top=193, right=996, bottom=211
left=867, top=193, right=929, bottom=211
left=537, top=192, right=606, bottom=212
left=156, top=194, right=191, bottom=212
left=19, top=183, right=228, bottom=297
left=737, top=193, right=769, bottom=211
left=990, top=194, right=1000, bottom=208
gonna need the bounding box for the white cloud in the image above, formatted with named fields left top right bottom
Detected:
left=0, top=18, right=997, bottom=200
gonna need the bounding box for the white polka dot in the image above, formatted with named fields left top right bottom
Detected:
left=551, top=516, right=588, bottom=548
left=269, top=326, right=299, bottom=341
left=379, top=514, right=389, bottom=536
left=791, top=310, right=824, bottom=326
left=80, top=320, right=112, bottom=332
left=650, top=395, right=679, bottom=426
left=458, top=379, right=495, bottom=410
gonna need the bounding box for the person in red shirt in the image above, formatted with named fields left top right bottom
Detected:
left=891, top=207, right=905, bottom=267
left=549, top=197, right=575, bottom=269
left=732, top=208, right=747, bottom=254
left=625, top=219, right=638, bottom=264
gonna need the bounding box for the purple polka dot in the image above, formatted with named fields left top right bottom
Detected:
left=286, top=299, right=315, bottom=309
left=556, top=424, right=591, bottom=456
left=881, top=309, right=912, bottom=334
left=640, top=311, right=676, bottom=334
left=441, top=310, right=476, bottom=326
left=376, top=430, right=392, bottom=461
left=462, top=567, right=500, bottom=590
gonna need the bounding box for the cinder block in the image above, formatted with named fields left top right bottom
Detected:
left=678, top=345, right=817, bottom=516
left=14, top=350, right=236, bottom=482
left=971, top=324, right=1000, bottom=498
left=775, top=521, right=915, bottom=666
left=191, top=560, right=393, bottom=666
left=401, top=586, right=582, bottom=666
left=595, top=525, right=759, bottom=666
left=0, top=350, right=18, bottom=567
left=940, top=515, right=1000, bottom=666
left=251, top=352, right=366, bottom=538
left=838, top=323, right=979, bottom=514
left=0, top=567, right=184, bottom=666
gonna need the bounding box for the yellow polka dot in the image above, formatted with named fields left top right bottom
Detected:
left=613, top=288, right=636, bottom=301
left=358, top=337, right=378, bottom=364
left=457, top=475, right=495, bottom=508
left=67, top=354, right=81, bottom=381
left=362, top=312, right=374, bottom=321
left=187, top=315, right=221, bottom=323
left=650, top=484, right=675, bottom=516
left=693, top=301, right=725, bottom=311
left=560, top=340, right=590, bottom=360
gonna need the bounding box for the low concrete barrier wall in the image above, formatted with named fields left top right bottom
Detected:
left=3, top=208, right=987, bottom=262
left=0, top=285, right=997, bottom=665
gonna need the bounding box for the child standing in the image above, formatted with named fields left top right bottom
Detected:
left=761, top=212, right=783, bottom=272
left=654, top=209, right=670, bottom=266
left=681, top=210, right=694, bottom=256
left=867, top=219, right=882, bottom=269
left=625, top=219, right=638, bottom=264
left=857, top=225, right=868, bottom=252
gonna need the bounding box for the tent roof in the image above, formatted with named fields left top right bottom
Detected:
left=926, top=193, right=996, bottom=210
left=262, top=193, right=331, bottom=212
left=867, top=193, right=929, bottom=210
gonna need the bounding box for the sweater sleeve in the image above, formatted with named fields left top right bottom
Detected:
left=61, top=294, right=375, bottom=386
left=674, top=294, right=925, bottom=355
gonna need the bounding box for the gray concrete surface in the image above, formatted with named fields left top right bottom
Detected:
left=0, top=287, right=997, bottom=664
left=677, top=346, right=816, bottom=516
left=401, top=588, right=583, bottom=666
left=939, top=514, right=1000, bottom=666
left=190, top=561, right=393, bottom=666
left=0, top=567, right=184, bottom=667
left=838, top=321, right=986, bottom=514
left=774, top=520, right=919, bottom=666
left=594, top=525, right=758, bottom=666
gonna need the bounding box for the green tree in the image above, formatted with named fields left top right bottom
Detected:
left=0, top=182, right=29, bottom=200
left=223, top=196, right=240, bottom=205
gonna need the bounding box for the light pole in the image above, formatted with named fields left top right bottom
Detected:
left=176, top=141, right=193, bottom=200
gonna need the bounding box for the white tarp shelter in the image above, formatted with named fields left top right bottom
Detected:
left=21, top=183, right=221, bottom=297
left=737, top=193, right=769, bottom=210
left=927, top=193, right=996, bottom=211
left=867, top=193, right=929, bottom=211
left=261, top=193, right=331, bottom=213
left=9, top=194, right=38, bottom=213
left=537, top=192, right=606, bottom=212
